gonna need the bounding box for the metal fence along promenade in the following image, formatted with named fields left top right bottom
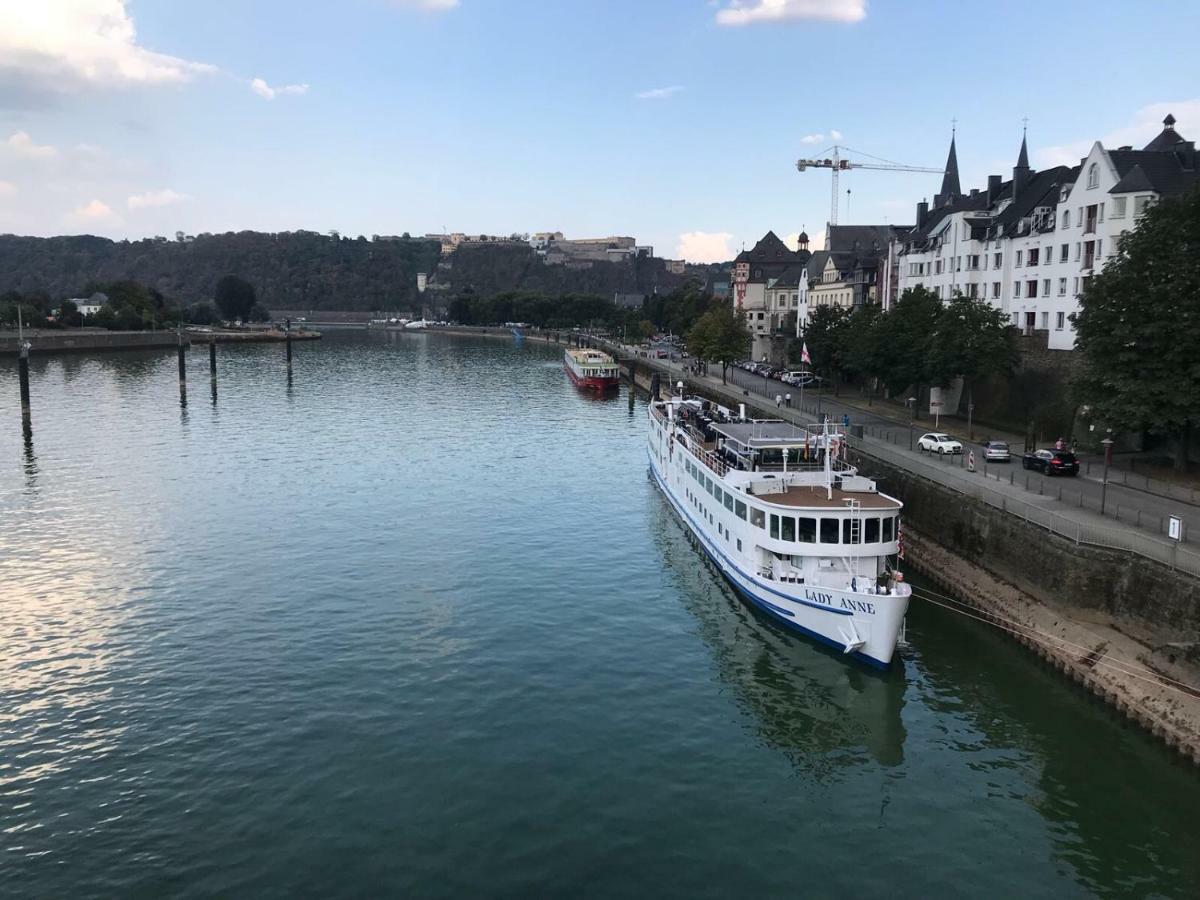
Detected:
left=857, top=433, right=1200, bottom=578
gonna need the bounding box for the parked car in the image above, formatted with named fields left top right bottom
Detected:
left=1022, top=449, right=1080, bottom=476
left=982, top=440, right=1011, bottom=462
left=917, top=433, right=963, bottom=454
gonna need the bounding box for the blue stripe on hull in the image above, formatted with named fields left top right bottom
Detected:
left=648, top=454, right=892, bottom=671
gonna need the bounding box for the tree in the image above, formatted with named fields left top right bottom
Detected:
left=58, top=299, right=82, bottom=328
left=800, top=305, right=851, bottom=384
left=687, top=305, right=750, bottom=384
left=214, top=275, right=257, bottom=322
left=1073, top=189, right=1200, bottom=471
left=873, top=286, right=943, bottom=402
left=927, top=293, right=1016, bottom=424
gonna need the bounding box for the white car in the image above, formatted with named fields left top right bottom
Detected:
left=917, top=432, right=963, bottom=454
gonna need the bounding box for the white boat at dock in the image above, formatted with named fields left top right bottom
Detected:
left=647, top=392, right=911, bottom=667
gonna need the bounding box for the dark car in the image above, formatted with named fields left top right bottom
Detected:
left=1022, top=448, right=1080, bottom=476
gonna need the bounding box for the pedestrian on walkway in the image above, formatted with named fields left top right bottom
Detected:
left=1055, top=436, right=1065, bottom=451
left=775, top=394, right=782, bottom=409
left=785, top=392, right=791, bottom=408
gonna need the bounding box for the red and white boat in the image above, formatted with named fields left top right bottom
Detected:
left=564, top=348, right=620, bottom=391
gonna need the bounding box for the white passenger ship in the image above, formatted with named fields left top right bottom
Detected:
left=648, top=393, right=911, bottom=668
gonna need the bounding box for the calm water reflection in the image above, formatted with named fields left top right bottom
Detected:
left=0, top=331, right=1197, bottom=898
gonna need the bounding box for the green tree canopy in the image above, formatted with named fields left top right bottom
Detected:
left=1073, top=189, right=1200, bottom=470
left=214, top=275, right=258, bottom=322
left=687, top=304, right=750, bottom=384
left=927, top=293, right=1016, bottom=403
left=873, top=286, right=942, bottom=396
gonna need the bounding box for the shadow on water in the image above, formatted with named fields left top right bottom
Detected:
left=905, top=576, right=1200, bottom=895
left=650, top=494, right=907, bottom=779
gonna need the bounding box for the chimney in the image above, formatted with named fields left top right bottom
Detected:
left=916, top=200, right=929, bottom=226
left=987, top=175, right=1001, bottom=205
left=970, top=188, right=979, bottom=198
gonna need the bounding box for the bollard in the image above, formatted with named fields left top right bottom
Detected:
left=177, top=339, right=186, bottom=385
left=286, top=333, right=293, bottom=370
left=209, top=341, right=217, bottom=377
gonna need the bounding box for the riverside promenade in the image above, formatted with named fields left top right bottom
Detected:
left=598, top=338, right=1200, bottom=579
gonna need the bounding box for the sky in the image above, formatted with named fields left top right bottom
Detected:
left=0, top=0, right=1197, bottom=262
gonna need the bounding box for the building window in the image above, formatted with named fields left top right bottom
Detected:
left=1058, top=277, right=1067, bottom=296
left=1096, top=239, right=1102, bottom=259
left=1056, top=312, right=1065, bottom=330
left=967, top=254, right=980, bottom=269
left=1111, top=197, right=1127, bottom=219
left=1063, top=210, right=1071, bottom=228
left=1011, top=312, right=1019, bottom=326
left=1045, top=247, right=1053, bottom=265
left=1087, top=163, right=1099, bottom=189
left=1027, top=248, right=1039, bottom=266
left=993, top=252, right=1002, bottom=268
left=992, top=282, right=1001, bottom=299
left=1014, top=281, right=1022, bottom=298
left=935, top=259, right=943, bottom=275
left=1027, top=280, right=1038, bottom=297
left=1073, top=277, right=1079, bottom=294
left=1042, top=279, right=1051, bottom=296
left=1099, top=202, right=1105, bottom=222
left=1134, top=196, right=1153, bottom=216
left=1060, top=244, right=1069, bottom=263
left=1016, top=250, right=1023, bottom=267
left=1040, top=312, right=1049, bottom=329
left=1074, top=243, right=1081, bottom=261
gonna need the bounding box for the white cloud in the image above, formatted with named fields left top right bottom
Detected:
left=635, top=85, right=683, bottom=101
left=4, top=130, right=58, bottom=159
left=829, top=129, right=843, bottom=140
left=715, top=0, right=866, bottom=26
left=800, top=133, right=824, bottom=144
left=677, top=231, right=734, bottom=264
left=127, top=188, right=190, bottom=209
left=391, top=0, right=460, bottom=9
left=66, top=198, right=120, bottom=226
left=250, top=77, right=309, bottom=100
left=0, top=0, right=215, bottom=104
left=1035, top=99, right=1200, bottom=169
left=0, top=180, right=15, bottom=197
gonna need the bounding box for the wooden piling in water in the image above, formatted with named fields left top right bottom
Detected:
left=18, top=347, right=31, bottom=413
left=209, top=341, right=217, bottom=377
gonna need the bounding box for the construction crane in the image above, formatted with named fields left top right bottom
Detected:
left=796, top=145, right=944, bottom=226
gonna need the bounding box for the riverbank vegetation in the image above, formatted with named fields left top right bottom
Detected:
left=1073, top=188, right=1200, bottom=471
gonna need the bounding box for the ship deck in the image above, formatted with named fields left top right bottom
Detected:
left=752, top=485, right=901, bottom=510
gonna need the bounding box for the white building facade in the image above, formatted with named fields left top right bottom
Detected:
left=891, top=115, right=1197, bottom=351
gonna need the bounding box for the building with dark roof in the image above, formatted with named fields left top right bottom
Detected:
left=889, top=115, right=1198, bottom=350
left=732, top=230, right=811, bottom=360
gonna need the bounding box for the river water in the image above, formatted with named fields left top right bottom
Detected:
left=1, top=331, right=1197, bottom=898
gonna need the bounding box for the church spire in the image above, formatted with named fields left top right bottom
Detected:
left=1013, top=123, right=1031, bottom=200
left=934, top=127, right=961, bottom=208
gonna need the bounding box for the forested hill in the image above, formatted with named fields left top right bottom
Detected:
left=0, top=232, right=689, bottom=311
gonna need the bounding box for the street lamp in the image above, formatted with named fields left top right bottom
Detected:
left=1100, top=433, right=1114, bottom=515
left=907, top=396, right=917, bottom=450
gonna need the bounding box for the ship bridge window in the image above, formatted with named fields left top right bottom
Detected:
left=724, top=493, right=734, bottom=512
left=797, top=517, right=816, bottom=543
left=882, top=517, right=894, bottom=542
left=769, top=514, right=780, bottom=539
left=842, top=520, right=864, bottom=544
left=751, top=507, right=766, bottom=529
left=819, top=518, right=839, bottom=544
left=865, top=517, right=880, bottom=543
left=735, top=500, right=747, bottom=520
left=781, top=516, right=795, bottom=542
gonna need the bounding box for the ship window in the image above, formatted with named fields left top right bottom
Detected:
left=751, top=507, right=765, bottom=529
left=865, top=517, right=880, bottom=543
left=735, top=500, right=747, bottom=520
left=724, top=493, right=734, bottom=512
left=882, top=517, right=894, bottom=542
left=705, top=476, right=713, bottom=495
left=842, top=520, right=863, bottom=544
left=797, top=517, right=816, bottom=543
left=820, top=518, right=839, bottom=544
left=781, top=516, right=795, bottom=542
left=769, top=514, right=780, bottom=539
left=737, top=539, right=742, bottom=552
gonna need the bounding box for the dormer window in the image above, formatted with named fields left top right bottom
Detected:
left=1087, top=163, right=1099, bottom=189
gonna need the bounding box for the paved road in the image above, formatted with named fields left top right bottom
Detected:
left=614, top=345, right=1198, bottom=554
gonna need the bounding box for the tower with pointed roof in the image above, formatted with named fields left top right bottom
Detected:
left=933, top=130, right=961, bottom=209
left=1012, top=127, right=1032, bottom=200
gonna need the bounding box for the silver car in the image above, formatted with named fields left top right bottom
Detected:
left=982, top=440, right=1011, bottom=462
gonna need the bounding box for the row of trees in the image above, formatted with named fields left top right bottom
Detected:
left=0, top=275, right=268, bottom=332
left=800, top=288, right=1016, bottom=412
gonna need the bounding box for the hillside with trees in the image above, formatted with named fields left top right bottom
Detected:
left=0, top=231, right=689, bottom=312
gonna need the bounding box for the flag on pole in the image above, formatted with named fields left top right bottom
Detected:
left=800, top=342, right=812, bottom=365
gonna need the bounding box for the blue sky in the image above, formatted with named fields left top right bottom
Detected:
left=1, top=0, right=1197, bottom=261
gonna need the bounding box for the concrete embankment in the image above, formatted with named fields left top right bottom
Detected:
left=621, top=347, right=1200, bottom=762
left=187, top=329, right=321, bottom=344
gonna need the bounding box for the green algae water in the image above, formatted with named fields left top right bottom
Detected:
left=1, top=331, right=1197, bottom=898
